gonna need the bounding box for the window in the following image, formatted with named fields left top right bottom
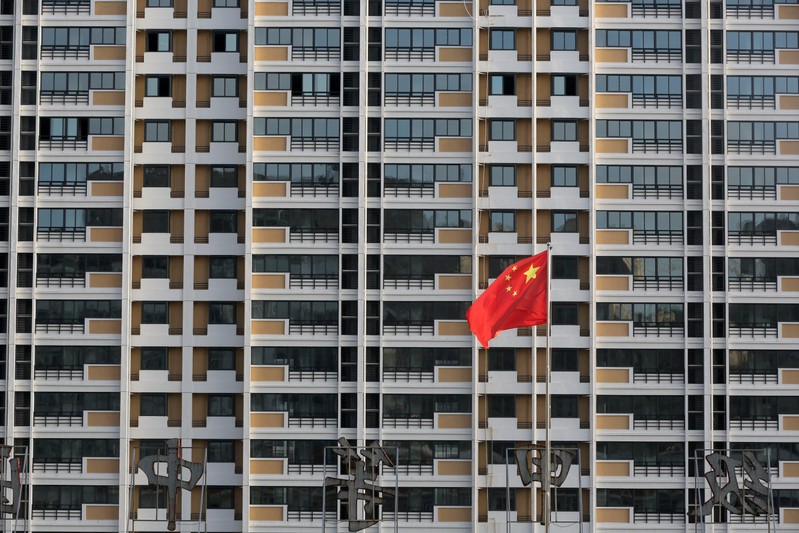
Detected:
left=488, top=349, right=515, bottom=371
left=147, top=0, right=171, bottom=6
left=552, top=256, right=579, bottom=279
left=210, top=211, right=237, bottom=233
left=489, top=74, right=515, bottom=96
left=141, top=347, right=167, bottom=370
left=145, top=75, right=170, bottom=97
left=489, top=165, right=515, bottom=186
left=213, top=32, right=238, bottom=53
left=490, top=29, right=515, bottom=50
left=212, top=76, right=238, bottom=97
left=490, top=211, right=515, bottom=232
left=489, top=488, right=515, bottom=511
left=255, top=27, right=342, bottom=48
left=551, top=396, right=579, bottom=418
left=552, top=211, right=578, bottom=232
left=142, top=211, right=169, bottom=233
left=552, top=303, right=579, bottom=325
left=214, top=0, right=238, bottom=6
left=488, top=256, right=517, bottom=278
left=552, top=74, right=577, bottom=96
left=144, top=121, right=170, bottom=142
left=209, top=348, right=236, bottom=370
left=552, top=120, right=578, bottom=141
left=142, top=256, right=168, bottom=278
left=145, top=31, right=171, bottom=52
left=208, top=394, right=235, bottom=416
left=143, top=166, right=170, bottom=187
left=552, top=30, right=577, bottom=51
left=488, top=395, right=515, bottom=418
left=140, top=394, right=167, bottom=416
left=211, top=166, right=238, bottom=187
left=490, top=120, right=515, bottom=141
left=207, top=441, right=235, bottom=462
left=551, top=349, right=578, bottom=371
left=141, top=302, right=168, bottom=324
left=211, top=121, right=237, bottom=142
left=552, top=166, right=578, bottom=187
left=209, top=302, right=236, bottom=325
left=209, top=256, right=237, bottom=279
left=88, top=117, right=124, bottom=136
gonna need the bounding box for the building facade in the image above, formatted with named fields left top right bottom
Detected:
left=0, top=0, right=798, bottom=529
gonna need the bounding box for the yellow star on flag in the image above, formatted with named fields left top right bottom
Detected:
left=506, top=286, right=512, bottom=292
left=512, top=266, right=517, bottom=272
left=505, top=274, right=511, bottom=281
left=512, top=290, right=518, bottom=296
left=523, top=264, right=540, bottom=283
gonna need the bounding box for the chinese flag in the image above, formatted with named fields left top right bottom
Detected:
left=466, top=251, right=548, bottom=348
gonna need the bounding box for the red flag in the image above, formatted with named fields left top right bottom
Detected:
left=466, top=251, right=548, bottom=348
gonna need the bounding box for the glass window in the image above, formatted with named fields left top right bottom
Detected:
left=146, top=31, right=171, bottom=52
left=210, top=211, right=237, bottom=233
left=552, top=303, right=579, bottom=325
left=209, top=348, right=236, bottom=370
left=490, top=120, right=515, bottom=141
left=489, top=165, right=515, bottom=186
left=490, top=211, right=515, bottom=232
left=552, top=120, right=578, bottom=141
left=210, top=166, right=238, bottom=188
left=489, top=74, right=515, bottom=96
left=213, top=32, right=238, bottom=53
left=142, top=256, right=168, bottom=278
left=552, top=30, right=577, bottom=51
left=144, top=121, right=170, bottom=142
left=145, top=75, right=170, bottom=97
left=208, top=395, right=235, bottom=416
left=490, top=29, right=515, bottom=50
left=212, top=76, right=238, bottom=97
left=143, top=166, right=170, bottom=188
left=552, top=212, right=578, bottom=232
left=552, top=165, right=578, bottom=187
left=211, top=122, right=237, bottom=142
left=147, top=0, right=172, bottom=7
left=142, top=211, right=169, bottom=233
left=209, top=302, right=236, bottom=325
left=552, top=256, right=579, bottom=279
left=140, top=394, right=167, bottom=416
left=209, top=256, right=237, bottom=279
left=207, top=441, right=235, bottom=462
left=141, top=302, right=168, bottom=324
left=140, top=347, right=168, bottom=370
left=487, top=349, right=515, bottom=371
left=552, top=74, right=578, bottom=96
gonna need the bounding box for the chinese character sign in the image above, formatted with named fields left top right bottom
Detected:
left=0, top=446, right=21, bottom=518
left=137, top=439, right=204, bottom=531
left=695, top=450, right=771, bottom=517
left=325, top=437, right=394, bottom=532
left=513, top=446, right=574, bottom=488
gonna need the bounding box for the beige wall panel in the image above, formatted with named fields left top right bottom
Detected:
left=596, top=508, right=630, bottom=523
left=781, top=231, right=799, bottom=245
left=595, top=48, right=628, bottom=62
left=254, top=47, right=288, bottom=61
left=784, top=369, right=799, bottom=384
left=782, top=324, right=799, bottom=338
left=596, top=414, right=630, bottom=430
left=596, top=322, right=629, bottom=337
left=595, top=276, right=629, bottom=291
left=255, top=1, right=288, bottom=14
left=438, top=367, right=471, bottom=382
left=87, top=365, right=121, bottom=380
left=91, top=181, right=124, bottom=197
left=93, top=46, right=126, bottom=60
left=86, top=458, right=119, bottom=473
left=252, top=228, right=287, bottom=243
left=87, top=411, right=121, bottom=426
left=251, top=413, right=285, bottom=427
left=780, top=140, right=799, bottom=154
left=438, top=229, right=471, bottom=243
left=439, top=137, right=472, bottom=152
left=596, top=368, right=630, bottom=383
left=784, top=415, right=799, bottom=430
left=94, top=0, right=126, bottom=13
left=596, top=461, right=630, bottom=476
left=784, top=462, right=799, bottom=476
left=595, top=184, right=629, bottom=199
left=250, top=459, right=285, bottom=475
left=88, top=273, right=122, bottom=288
left=253, top=92, right=288, bottom=106
left=780, top=50, right=799, bottom=64
left=438, top=413, right=471, bottom=428
left=85, top=505, right=118, bottom=520
left=88, top=319, right=122, bottom=334
left=782, top=277, right=799, bottom=291
left=92, top=137, right=124, bottom=151
left=595, top=2, right=627, bottom=16
left=780, top=4, right=799, bottom=16
left=252, top=274, right=286, bottom=289
left=780, top=185, right=799, bottom=200
left=438, top=92, right=472, bottom=107
left=786, top=509, right=799, bottom=523
left=438, top=507, right=471, bottom=522
left=251, top=366, right=286, bottom=381
left=92, top=91, right=125, bottom=105
left=595, top=229, right=629, bottom=245
left=439, top=47, right=472, bottom=61
left=252, top=320, right=286, bottom=335
left=253, top=137, right=287, bottom=151
left=250, top=506, right=284, bottom=521
left=780, top=95, right=799, bottom=110
left=253, top=182, right=287, bottom=197
left=596, top=139, right=628, bottom=153
left=438, top=321, right=470, bottom=335
left=595, top=93, right=629, bottom=108
left=438, top=183, right=472, bottom=198
left=437, top=460, right=471, bottom=475
left=439, top=2, right=472, bottom=15
left=438, top=275, right=471, bottom=290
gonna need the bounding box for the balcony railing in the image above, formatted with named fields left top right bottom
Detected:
left=286, top=510, right=324, bottom=521
left=726, top=3, right=774, bottom=16
left=289, top=277, right=337, bottom=289
left=35, top=323, right=86, bottom=333
left=290, top=137, right=339, bottom=151
left=286, top=463, right=336, bottom=475
left=632, top=372, right=684, bottom=384
left=727, top=232, right=777, bottom=245
left=631, top=3, right=681, bottom=16
left=384, top=185, right=435, bottom=198
left=385, top=0, right=435, bottom=15
left=288, top=370, right=337, bottom=382
left=729, top=372, right=778, bottom=384
left=728, top=324, right=778, bottom=337
left=727, top=50, right=776, bottom=63
left=383, top=278, right=435, bottom=289
left=633, top=463, right=685, bottom=476
left=384, top=463, right=434, bottom=475
left=383, top=232, right=434, bottom=243
left=632, top=230, right=682, bottom=244
left=632, top=277, right=683, bottom=291
left=38, top=183, right=88, bottom=196
left=288, top=231, right=338, bottom=243
left=287, top=416, right=336, bottom=428
left=37, top=276, right=87, bottom=288
left=728, top=277, right=777, bottom=291
left=42, top=0, right=90, bottom=13
left=291, top=93, right=340, bottom=106
left=728, top=185, right=777, bottom=199
left=727, top=94, right=776, bottom=109
left=290, top=184, right=339, bottom=197
left=40, top=90, right=90, bottom=105
left=288, top=323, right=337, bottom=335
left=32, top=509, right=82, bottom=520
left=385, top=511, right=434, bottom=522
left=631, top=93, right=682, bottom=108
left=385, top=48, right=436, bottom=61
left=34, top=368, right=84, bottom=380
left=385, top=93, right=436, bottom=106
left=632, top=183, right=683, bottom=199
left=631, top=139, right=682, bottom=153
left=382, top=417, right=434, bottom=428
left=727, top=140, right=777, bottom=154
left=39, top=138, right=89, bottom=150
left=382, top=370, right=435, bottom=382
left=632, top=324, right=684, bottom=337
left=729, top=418, right=779, bottom=430
left=634, top=512, right=684, bottom=523
left=384, top=138, right=435, bottom=151
left=291, top=47, right=340, bottom=61
left=383, top=324, right=434, bottom=335
left=631, top=49, right=681, bottom=62
left=34, top=414, right=83, bottom=426
left=41, top=46, right=90, bottom=59
left=37, top=228, right=87, bottom=242
left=632, top=418, right=684, bottom=430
left=292, top=0, right=341, bottom=14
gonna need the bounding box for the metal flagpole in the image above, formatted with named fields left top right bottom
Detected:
left=544, top=242, right=553, bottom=533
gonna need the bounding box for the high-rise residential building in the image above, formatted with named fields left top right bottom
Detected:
left=0, top=0, right=798, bottom=529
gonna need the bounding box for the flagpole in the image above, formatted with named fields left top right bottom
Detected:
left=544, top=242, right=552, bottom=533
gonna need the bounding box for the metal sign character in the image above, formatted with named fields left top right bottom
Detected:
left=138, top=438, right=204, bottom=531
left=695, top=451, right=771, bottom=516
left=325, top=437, right=394, bottom=532
left=0, top=446, right=21, bottom=517
left=513, top=445, right=574, bottom=488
